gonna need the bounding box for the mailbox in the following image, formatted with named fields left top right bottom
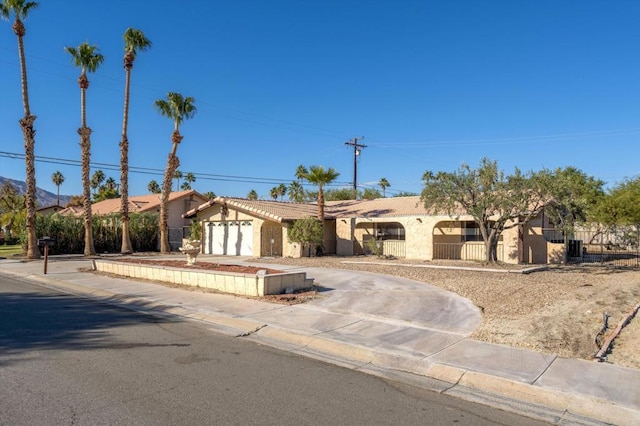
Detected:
left=38, top=237, right=56, bottom=247
left=37, top=237, right=55, bottom=274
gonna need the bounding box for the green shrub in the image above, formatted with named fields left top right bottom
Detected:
left=31, top=213, right=159, bottom=255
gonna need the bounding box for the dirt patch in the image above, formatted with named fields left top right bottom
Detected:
left=253, top=256, right=640, bottom=369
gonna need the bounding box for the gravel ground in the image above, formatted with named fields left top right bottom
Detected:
left=251, top=255, right=640, bottom=370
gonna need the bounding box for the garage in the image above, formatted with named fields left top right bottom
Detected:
left=204, top=220, right=253, bottom=256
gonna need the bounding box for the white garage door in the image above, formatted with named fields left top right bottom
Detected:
left=204, top=221, right=253, bottom=256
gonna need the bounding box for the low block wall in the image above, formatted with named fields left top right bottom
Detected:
left=92, top=260, right=314, bottom=297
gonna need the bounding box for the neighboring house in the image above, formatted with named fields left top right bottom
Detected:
left=59, top=190, right=208, bottom=250
left=36, top=204, right=66, bottom=215
left=184, top=196, right=560, bottom=264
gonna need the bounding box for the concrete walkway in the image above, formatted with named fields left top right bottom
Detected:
left=0, top=255, right=638, bottom=425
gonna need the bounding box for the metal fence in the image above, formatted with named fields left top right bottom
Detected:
left=544, top=228, right=639, bottom=268
left=433, top=242, right=504, bottom=262
left=360, top=239, right=406, bottom=258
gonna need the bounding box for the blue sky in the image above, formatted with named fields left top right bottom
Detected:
left=1, top=0, right=639, bottom=200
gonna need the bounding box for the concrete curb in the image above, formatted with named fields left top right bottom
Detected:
left=250, top=325, right=637, bottom=426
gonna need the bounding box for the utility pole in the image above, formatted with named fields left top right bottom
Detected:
left=344, top=136, right=366, bottom=200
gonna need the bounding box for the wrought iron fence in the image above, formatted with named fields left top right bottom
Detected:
left=433, top=242, right=504, bottom=262
left=544, top=227, right=639, bottom=268
left=360, top=239, right=406, bottom=258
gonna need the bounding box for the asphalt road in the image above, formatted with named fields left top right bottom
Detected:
left=0, top=274, right=549, bottom=425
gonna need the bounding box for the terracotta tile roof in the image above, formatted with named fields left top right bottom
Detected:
left=57, top=190, right=206, bottom=217
left=326, top=196, right=430, bottom=217
left=185, top=197, right=322, bottom=222
left=185, top=195, right=460, bottom=222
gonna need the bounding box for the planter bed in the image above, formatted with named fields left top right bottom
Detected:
left=92, top=259, right=314, bottom=297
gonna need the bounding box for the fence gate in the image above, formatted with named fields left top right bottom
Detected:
left=563, top=228, right=640, bottom=268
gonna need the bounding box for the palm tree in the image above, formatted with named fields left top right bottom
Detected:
left=247, top=189, right=258, bottom=200
left=119, top=27, right=152, bottom=254
left=277, top=183, right=287, bottom=201
left=1, top=0, right=40, bottom=259
left=183, top=172, right=196, bottom=190
left=295, top=164, right=308, bottom=189
left=378, top=177, right=390, bottom=197
left=104, top=176, right=117, bottom=190
left=287, top=180, right=304, bottom=202
left=65, top=41, right=104, bottom=256
left=173, top=169, right=183, bottom=191
left=51, top=171, right=64, bottom=205
left=154, top=92, right=197, bottom=253
left=147, top=180, right=161, bottom=194
left=305, top=165, right=340, bottom=222
left=202, top=191, right=215, bottom=200
left=270, top=186, right=279, bottom=200
left=90, top=169, right=105, bottom=195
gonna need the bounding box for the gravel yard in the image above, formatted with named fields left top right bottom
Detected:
left=252, top=256, right=640, bottom=370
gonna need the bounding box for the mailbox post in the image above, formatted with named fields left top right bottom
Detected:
left=38, top=237, right=55, bottom=274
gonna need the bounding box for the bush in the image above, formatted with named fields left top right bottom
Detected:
left=288, top=217, right=323, bottom=257
left=31, top=212, right=159, bottom=255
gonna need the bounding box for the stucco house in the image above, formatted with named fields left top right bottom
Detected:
left=59, top=190, right=208, bottom=250
left=184, top=196, right=560, bottom=264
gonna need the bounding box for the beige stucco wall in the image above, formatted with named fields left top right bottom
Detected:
left=500, top=225, right=520, bottom=264
left=170, top=195, right=206, bottom=229
left=520, top=214, right=549, bottom=264
left=336, top=218, right=355, bottom=256
left=282, top=222, right=303, bottom=258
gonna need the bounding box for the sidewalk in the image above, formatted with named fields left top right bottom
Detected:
left=1, top=255, right=638, bottom=425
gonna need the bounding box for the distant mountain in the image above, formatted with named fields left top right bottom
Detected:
left=0, top=176, right=72, bottom=207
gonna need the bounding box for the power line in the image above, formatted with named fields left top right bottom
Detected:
left=0, top=150, right=359, bottom=189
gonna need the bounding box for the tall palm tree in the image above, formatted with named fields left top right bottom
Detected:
left=51, top=171, right=64, bottom=205
left=305, top=165, right=340, bottom=222
left=378, top=177, right=390, bottom=197
left=183, top=172, right=196, bottom=190
left=65, top=41, right=104, bottom=257
left=295, top=164, right=308, bottom=189
left=1, top=0, right=40, bottom=259
left=154, top=92, right=197, bottom=253
left=147, top=180, right=161, bottom=194
left=104, top=176, right=117, bottom=190
left=270, top=186, right=279, bottom=200
left=277, top=183, right=287, bottom=201
left=287, top=180, right=304, bottom=202
left=119, top=27, right=151, bottom=254
left=90, top=169, right=105, bottom=195
left=173, top=169, right=183, bottom=191
left=247, top=189, right=258, bottom=200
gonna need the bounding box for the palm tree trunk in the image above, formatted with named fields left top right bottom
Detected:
left=160, top=152, right=180, bottom=253
left=22, top=115, right=39, bottom=259
left=120, top=65, right=133, bottom=254
left=160, top=130, right=182, bottom=253
left=79, top=126, right=95, bottom=256
left=78, top=79, right=95, bottom=256
left=16, top=24, right=40, bottom=259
